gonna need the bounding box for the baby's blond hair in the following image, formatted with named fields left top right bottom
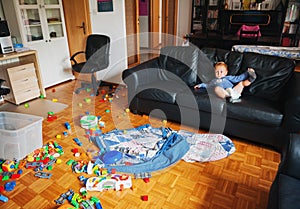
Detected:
left=215, top=61, right=228, bottom=70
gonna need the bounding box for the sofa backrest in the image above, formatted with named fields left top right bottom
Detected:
left=159, top=46, right=216, bottom=86
left=201, top=48, right=244, bottom=75
left=240, top=52, right=295, bottom=101
left=201, top=47, right=296, bottom=101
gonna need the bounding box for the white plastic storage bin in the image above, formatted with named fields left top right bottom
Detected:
left=0, top=112, right=43, bottom=160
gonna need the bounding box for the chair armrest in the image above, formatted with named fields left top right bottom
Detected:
left=278, top=134, right=300, bottom=180
left=282, top=73, right=300, bottom=132
left=70, top=51, right=85, bottom=65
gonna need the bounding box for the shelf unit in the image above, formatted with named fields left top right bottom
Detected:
left=281, top=0, right=300, bottom=46
left=191, top=0, right=222, bottom=34
left=2, top=0, right=74, bottom=88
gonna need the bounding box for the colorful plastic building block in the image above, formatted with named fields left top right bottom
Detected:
left=34, top=171, right=52, bottom=179
left=73, top=138, right=82, bottom=146
left=4, top=181, right=16, bottom=191
left=2, top=160, right=15, bottom=172
left=141, top=195, right=148, bottom=201
left=90, top=196, right=103, bottom=209
left=64, top=122, right=71, bottom=130
left=0, top=194, right=8, bottom=202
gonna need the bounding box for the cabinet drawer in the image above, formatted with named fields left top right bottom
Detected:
left=10, top=76, right=39, bottom=92
left=14, top=88, right=40, bottom=105
left=7, top=63, right=36, bottom=81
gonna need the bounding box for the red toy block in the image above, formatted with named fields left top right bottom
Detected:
left=143, top=178, right=150, bottom=183
left=0, top=186, right=4, bottom=192
left=11, top=174, right=21, bottom=179
left=141, top=195, right=148, bottom=201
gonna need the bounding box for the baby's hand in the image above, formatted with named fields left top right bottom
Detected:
left=194, top=84, right=200, bottom=89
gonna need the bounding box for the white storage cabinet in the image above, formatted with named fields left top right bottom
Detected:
left=2, top=0, right=74, bottom=87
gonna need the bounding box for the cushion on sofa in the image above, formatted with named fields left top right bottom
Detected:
left=226, top=95, right=283, bottom=127
left=159, top=46, right=200, bottom=86
left=176, top=88, right=227, bottom=116
left=240, top=52, right=295, bottom=101
left=177, top=89, right=283, bottom=127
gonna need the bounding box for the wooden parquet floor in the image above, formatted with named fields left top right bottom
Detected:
left=0, top=80, right=280, bottom=209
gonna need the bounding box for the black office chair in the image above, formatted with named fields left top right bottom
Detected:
left=0, top=79, right=10, bottom=96
left=70, top=34, right=110, bottom=96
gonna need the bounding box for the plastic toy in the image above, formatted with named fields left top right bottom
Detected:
left=64, top=122, right=71, bottom=130
left=134, top=172, right=151, bottom=179
left=0, top=194, right=8, bottom=202
left=141, top=195, right=148, bottom=201
left=2, top=160, right=15, bottom=172
left=4, top=181, right=16, bottom=191
left=73, top=138, right=82, bottom=146
left=85, top=174, right=132, bottom=192
left=90, top=196, right=103, bottom=209
left=34, top=171, right=52, bottom=179
left=47, top=111, right=57, bottom=121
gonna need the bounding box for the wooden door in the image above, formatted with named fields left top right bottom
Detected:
left=62, top=0, right=91, bottom=63
left=150, top=0, right=160, bottom=49
left=162, top=0, right=178, bottom=46
left=125, top=0, right=140, bottom=67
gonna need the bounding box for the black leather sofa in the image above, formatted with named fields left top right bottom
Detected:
left=267, top=133, right=300, bottom=209
left=122, top=45, right=300, bottom=150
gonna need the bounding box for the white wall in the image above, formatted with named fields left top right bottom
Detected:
left=140, top=16, right=149, bottom=48
left=88, top=0, right=127, bottom=84
left=177, top=0, right=192, bottom=41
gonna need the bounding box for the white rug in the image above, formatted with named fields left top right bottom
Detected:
left=0, top=99, right=68, bottom=118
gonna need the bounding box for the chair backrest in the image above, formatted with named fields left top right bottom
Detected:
left=239, top=29, right=260, bottom=41
left=237, top=24, right=261, bottom=42
left=85, top=34, right=110, bottom=71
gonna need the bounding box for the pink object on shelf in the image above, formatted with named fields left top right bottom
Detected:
left=237, top=24, right=261, bottom=38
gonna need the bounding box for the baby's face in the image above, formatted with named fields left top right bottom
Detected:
left=215, top=66, right=228, bottom=78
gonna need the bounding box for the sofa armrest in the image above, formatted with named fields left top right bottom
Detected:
left=278, top=134, right=300, bottom=180
left=282, top=73, right=300, bottom=132
left=122, top=57, right=162, bottom=89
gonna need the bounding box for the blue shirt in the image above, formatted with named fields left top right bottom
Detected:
left=197, top=71, right=249, bottom=89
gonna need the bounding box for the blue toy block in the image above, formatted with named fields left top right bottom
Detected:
left=4, top=180, right=16, bottom=191
left=64, top=122, right=71, bottom=130
left=0, top=194, right=8, bottom=202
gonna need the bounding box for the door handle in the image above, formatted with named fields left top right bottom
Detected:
left=77, top=22, right=86, bottom=35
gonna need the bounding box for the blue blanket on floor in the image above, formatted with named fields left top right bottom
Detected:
left=90, top=124, right=235, bottom=173
left=90, top=124, right=189, bottom=173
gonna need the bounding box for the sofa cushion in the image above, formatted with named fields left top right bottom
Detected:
left=159, top=46, right=199, bottom=86
left=226, top=95, right=283, bottom=127
left=176, top=88, right=227, bottom=116
left=177, top=90, right=283, bottom=127
left=276, top=174, right=300, bottom=209
left=240, top=52, right=295, bottom=101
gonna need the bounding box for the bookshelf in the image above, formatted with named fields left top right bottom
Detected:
left=191, top=0, right=222, bottom=34
left=282, top=0, right=300, bottom=46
